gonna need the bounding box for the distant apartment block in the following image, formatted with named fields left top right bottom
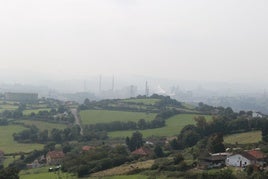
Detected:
left=5, top=92, right=38, bottom=102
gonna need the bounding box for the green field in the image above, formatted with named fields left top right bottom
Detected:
left=122, top=98, right=160, bottom=105
left=3, top=155, right=20, bottom=168
left=20, top=167, right=76, bottom=179
left=20, top=167, right=147, bottom=179
left=181, top=102, right=196, bottom=110
left=19, top=120, right=67, bottom=132
left=80, top=110, right=156, bottom=125
left=0, top=104, right=18, bottom=112
left=23, top=108, right=51, bottom=115
left=0, top=125, right=43, bottom=154
left=109, top=114, right=212, bottom=138
left=224, top=130, right=262, bottom=144
left=96, top=175, right=148, bottom=179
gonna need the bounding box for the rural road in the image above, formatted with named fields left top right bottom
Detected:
left=70, top=108, right=83, bottom=135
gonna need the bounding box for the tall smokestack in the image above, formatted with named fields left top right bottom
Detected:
left=112, top=75, right=114, bottom=92
left=99, top=75, right=102, bottom=93
left=145, top=81, right=149, bottom=97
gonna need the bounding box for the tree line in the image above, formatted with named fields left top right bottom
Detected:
left=79, top=94, right=182, bottom=112
left=12, top=125, right=108, bottom=144
left=170, top=106, right=268, bottom=151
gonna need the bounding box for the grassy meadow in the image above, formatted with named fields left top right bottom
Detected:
left=19, top=166, right=148, bottom=179
left=0, top=104, right=18, bottom=112
left=3, top=155, right=20, bottom=168
left=224, top=130, right=262, bottom=144
left=109, top=114, right=212, bottom=138
left=122, top=98, right=160, bottom=105
left=90, top=160, right=154, bottom=178
left=0, top=125, right=43, bottom=153
left=98, top=175, right=149, bottom=179
left=80, top=110, right=156, bottom=125
left=23, top=108, right=51, bottom=115
left=18, top=120, right=68, bottom=132
left=20, top=167, right=76, bottom=179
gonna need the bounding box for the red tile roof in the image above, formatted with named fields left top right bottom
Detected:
left=47, top=151, right=65, bottom=159
left=131, top=147, right=152, bottom=156
left=246, top=150, right=267, bottom=160
left=82, top=146, right=94, bottom=151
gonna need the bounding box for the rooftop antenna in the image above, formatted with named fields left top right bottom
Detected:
left=145, top=81, right=149, bottom=97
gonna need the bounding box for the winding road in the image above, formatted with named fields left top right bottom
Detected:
left=70, top=108, right=83, bottom=135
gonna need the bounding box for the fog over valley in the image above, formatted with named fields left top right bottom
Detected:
left=0, top=0, right=268, bottom=113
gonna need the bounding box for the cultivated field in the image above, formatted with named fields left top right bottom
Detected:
left=224, top=130, right=262, bottom=144
left=18, top=120, right=68, bottom=132
left=80, top=110, right=156, bottom=125
left=109, top=114, right=212, bottom=138
left=0, top=125, right=43, bottom=153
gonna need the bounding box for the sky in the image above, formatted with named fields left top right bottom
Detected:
left=0, top=0, right=268, bottom=85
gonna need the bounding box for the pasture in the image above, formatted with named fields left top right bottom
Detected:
left=109, top=114, right=212, bottom=138
left=20, top=167, right=147, bottom=179
left=18, top=120, right=68, bottom=132
left=0, top=104, right=18, bottom=112
left=20, top=167, right=75, bottom=179
left=0, top=125, right=43, bottom=154
left=80, top=110, right=156, bottom=125
left=90, top=160, right=154, bottom=178
left=224, top=130, right=262, bottom=144
left=3, top=155, right=20, bottom=168
left=23, top=108, right=51, bottom=115
left=99, top=175, right=148, bottom=179
left=122, top=98, right=160, bottom=105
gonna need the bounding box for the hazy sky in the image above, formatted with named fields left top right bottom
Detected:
left=0, top=0, right=268, bottom=84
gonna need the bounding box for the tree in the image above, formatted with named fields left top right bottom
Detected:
left=126, top=131, right=143, bottom=151
left=84, top=98, right=90, bottom=106
left=137, top=119, right=147, bottom=129
left=62, top=142, right=72, bottom=153
left=51, top=129, right=62, bottom=143
left=38, top=130, right=48, bottom=143
left=261, top=121, right=268, bottom=142
left=195, top=116, right=207, bottom=135
left=173, top=153, right=184, bottom=164
left=179, top=125, right=201, bottom=148
left=43, top=142, right=56, bottom=153
left=207, top=133, right=225, bottom=153
left=58, top=105, right=66, bottom=113
left=154, top=145, right=164, bottom=158
left=0, top=167, right=19, bottom=179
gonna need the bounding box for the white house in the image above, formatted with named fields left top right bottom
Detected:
left=252, top=112, right=263, bottom=118
left=226, top=154, right=252, bottom=167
